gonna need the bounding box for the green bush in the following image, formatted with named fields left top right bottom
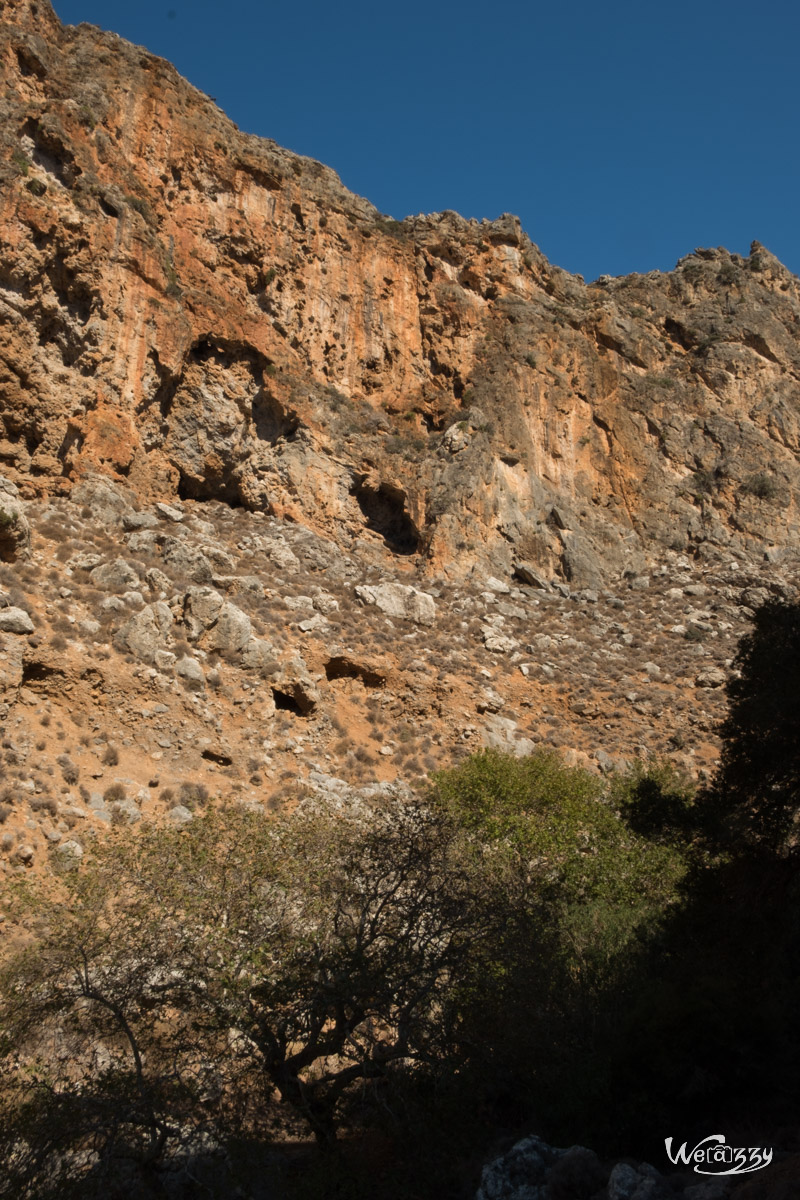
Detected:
left=429, top=751, right=688, bottom=1021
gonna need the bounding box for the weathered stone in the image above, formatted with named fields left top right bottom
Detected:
left=90, top=558, right=140, bottom=591
left=155, top=502, right=184, bottom=523
left=482, top=627, right=518, bottom=654
left=168, top=805, right=194, bottom=825
left=162, top=538, right=214, bottom=584
left=273, top=657, right=319, bottom=713
left=514, top=562, right=550, bottom=589
left=241, top=638, right=280, bottom=671
left=71, top=477, right=134, bottom=527
left=0, top=607, right=34, bottom=634
left=481, top=714, right=536, bottom=757
left=122, top=511, right=159, bottom=531
left=182, top=587, right=225, bottom=638
left=695, top=667, right=727, bottom=688
left=176, top=655, right=206, bottom=691
left=204, top=601, right=252, bottom=654
left=55, top=839, right=83, bottom=868
left=477, top=688, right=505, bottom=713
left=484, top=575, right=511, bottom=594
left=0, top=477, right=31, bottom=562
left=355, top=582, right=436, bottom=625
left=114, top=602, right=173, bottom=662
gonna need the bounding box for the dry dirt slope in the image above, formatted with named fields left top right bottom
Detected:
left=0, top=469, right=796, bottom=874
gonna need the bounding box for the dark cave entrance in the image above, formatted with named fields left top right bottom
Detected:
left=351, top=477, right=419, bottom=555
left=272, top=688, right=315, bottom=716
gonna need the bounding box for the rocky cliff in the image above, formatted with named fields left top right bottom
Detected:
left=0, top=0, right=799, bottom=879
left=3, top=0, right=800, bottom=588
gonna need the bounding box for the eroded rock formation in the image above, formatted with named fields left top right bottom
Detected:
left=2, top=0, right=800, bottom=591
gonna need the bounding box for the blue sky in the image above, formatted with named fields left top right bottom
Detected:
left=52, top=0, right=799, bottom=282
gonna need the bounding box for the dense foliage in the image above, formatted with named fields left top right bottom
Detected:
left=2, top=604, right=800, bottom=1198
left=702, top=598, right=800, bottom=856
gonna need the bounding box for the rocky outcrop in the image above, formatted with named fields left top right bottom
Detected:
left=355, top=581, right=437, bottom=625
left=476, top=1133, right=792, bottom=1200
left=0, top=476, right=30, bottom=560
left=1, top=3, right=800, bottom=588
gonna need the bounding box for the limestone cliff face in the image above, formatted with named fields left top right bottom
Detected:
left=2, top=0, right=800, bottom=584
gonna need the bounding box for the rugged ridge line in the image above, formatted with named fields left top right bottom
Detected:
left=2, top=0, right=800, bottom=586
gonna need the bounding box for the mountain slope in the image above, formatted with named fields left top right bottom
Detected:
left=2, top=0, right=800, bottom=587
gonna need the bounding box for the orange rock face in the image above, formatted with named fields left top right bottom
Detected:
left=2, top=0, right=800, bottom=584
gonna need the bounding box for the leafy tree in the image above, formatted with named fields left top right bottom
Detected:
left=426, top=750, right=690, bottom=1148
left=0, top=800, right=497, bottom=1196
left=430, top=749, right=686, bottom=971
left=703, top=598, right=800, bottom=857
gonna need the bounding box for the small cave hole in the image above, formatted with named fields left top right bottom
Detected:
left=272, top=691, right=303, bottom=715
left=325, top=657, right=385, bottom=687
left=351, top=478, right=419, bottom=556
left=252, top=391, right=299, bottom=444
left=201, top=748, right=233, bottom=766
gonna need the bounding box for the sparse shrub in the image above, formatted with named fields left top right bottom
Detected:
left=103, top=782, right=126, bottom=804
left=56, top=755, right=79, bottom=785
left=11, top=148, right=29, bottom=176
left=102, top=745, right=119, bottom=767
left=29, top=796, right=58, bottom=818
left=742, top=472, right=778, bottom=501
left=178, top=781, right=209, bottom=810
left=644, top=372, right=676, bottom=389
left=689, top=468, right=720, bottom=496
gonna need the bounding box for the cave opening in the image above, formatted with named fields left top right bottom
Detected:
left=325, top=657, right=385, bottom=687
left=351, top=478, right=419, bottom=556
left=272, top=689, right=306, bottom=715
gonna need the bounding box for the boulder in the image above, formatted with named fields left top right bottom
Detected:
left=168, top=805, right=194, bottom=825
left=72, top=476, right=134, bottom=526
left=0, top=606, right=34, bottom=634
left=481, top=714, right=535, bottom=757
left=0, top=477, right=30, bottom=562
left=90, top=557, right=140, bottom=591
left=162, top=537, right=214, bottom=583
left=241, top=637, right=280, bottom=672
left=181, top=586, right=251, bottom=654
left=514, top=561, right=550, bottom=589
left=695, top=667, right=727, bottom=688
left=182, top=586, right=225, bottom=639
left=355, top=581, right=436, bottom=625
left=122, top=511, right=159, bottom=531
left=55, top=840, right=84, bottom=869
left=176, top=655, right=206, bottom=691
left=155, top=502, right=184, bottom=523
left=114, top=602, right=173, bottom=662
left=273, top=656, right=319, bottom=713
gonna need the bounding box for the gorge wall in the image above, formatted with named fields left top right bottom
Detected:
left=2, top=0, right=800, bottom=587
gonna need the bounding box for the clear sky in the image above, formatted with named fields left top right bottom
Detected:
left=51, top=0, right=799, bottom=282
